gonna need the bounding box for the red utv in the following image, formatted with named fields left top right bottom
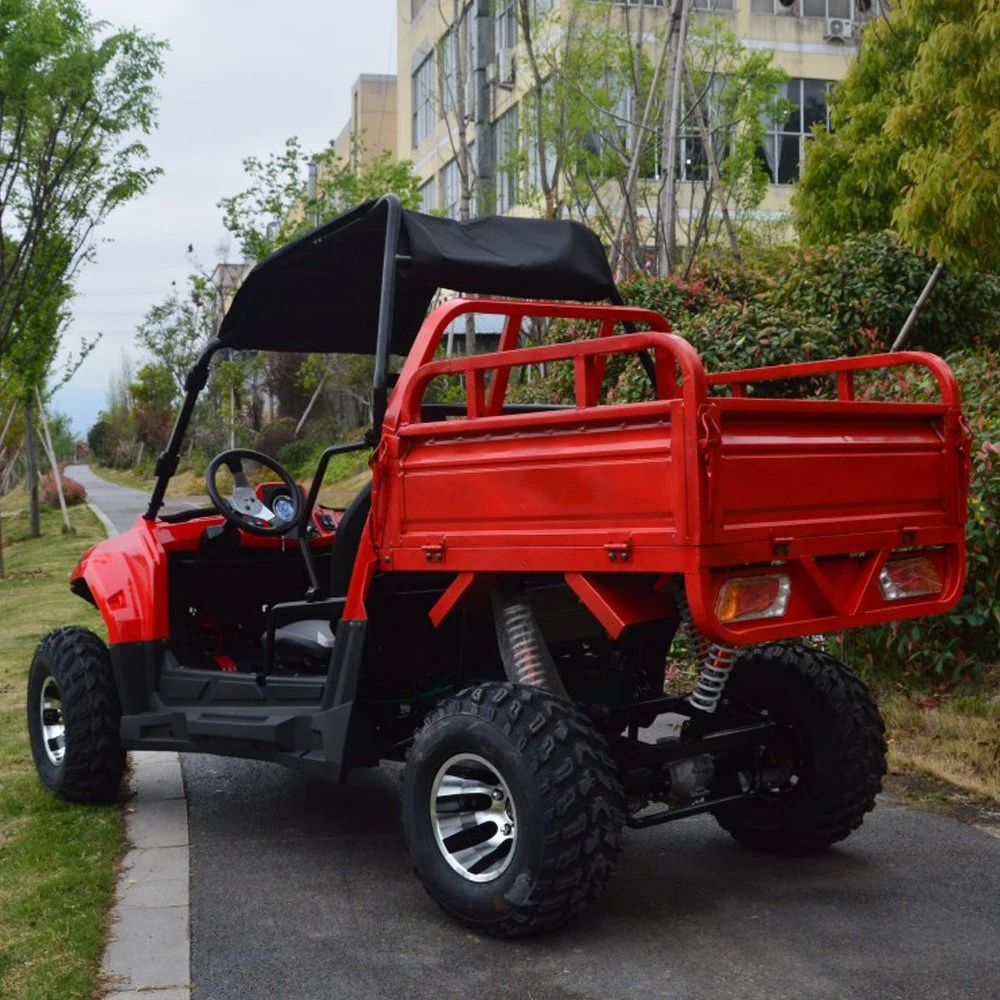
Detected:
left=28, top=196, right=970, bottom=936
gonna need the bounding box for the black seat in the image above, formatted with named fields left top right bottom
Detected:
left=328, top=479, right=372, bottom=597
left=272, top=618, right=336, bottom=660
left=269, top=480, right=373, bottom=662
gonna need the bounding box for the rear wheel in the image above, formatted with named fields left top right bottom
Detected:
left=713, top=642, right=887, bottom=855
left=402, top=682, right=624, bottom=937
left=27, top=627, right=125, bottom=804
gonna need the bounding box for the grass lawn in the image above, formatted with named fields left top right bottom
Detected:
left=95, top=462, right=372, bottom=508
left=92, top=464, right=204, bottom=498
left=0, top=492, right=123, bottom=1000
left=879, top=684, right=1000, bottom=803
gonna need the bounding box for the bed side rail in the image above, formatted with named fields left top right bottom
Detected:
left=706, top=350, right=960, bottom=405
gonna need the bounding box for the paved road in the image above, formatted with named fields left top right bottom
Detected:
left=80, top=466, right=1000, bottom=1000
left=183, top=757, right=999, bottom=1000
left=67, top=463, right=196, bottom=533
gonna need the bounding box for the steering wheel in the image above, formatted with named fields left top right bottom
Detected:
left=205, top=448, right=302, bottom=537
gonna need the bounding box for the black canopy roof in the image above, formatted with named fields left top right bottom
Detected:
left=217, top=197, right=617, bottom=356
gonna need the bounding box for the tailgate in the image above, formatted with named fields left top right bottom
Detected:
left=686, top=352, right=971, bottom=644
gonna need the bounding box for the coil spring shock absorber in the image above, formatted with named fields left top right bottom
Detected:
left=674, top=581, right=739, bottom=714
left=491, top=592, right=569, bottom=699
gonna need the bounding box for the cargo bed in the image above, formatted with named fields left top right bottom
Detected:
left=378, top=300, right=969, bottom=644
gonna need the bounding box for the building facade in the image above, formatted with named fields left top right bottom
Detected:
left=397, top=0, right=883, bottom=231
left=332, top=73, right=399, bottom=169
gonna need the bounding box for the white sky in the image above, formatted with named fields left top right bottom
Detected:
left=52, top=0, right=398, bottom=434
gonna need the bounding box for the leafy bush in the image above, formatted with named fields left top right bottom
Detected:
left=252, top=418, right=297, bottom=457
left=276, top=439, right=317, bottom=477
left=511, top=234, right=1000, bottom=686
left=42, top=473, right=86, bottom=508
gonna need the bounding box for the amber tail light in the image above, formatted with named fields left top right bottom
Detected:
left=716, top=574, right=791, bottom=623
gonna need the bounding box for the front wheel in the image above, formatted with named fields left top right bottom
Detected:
left=402, top=683, right=624, bottom=937
left=713, top=642, right=887, bottom=855
left=27, top=627, right=125, bottom=804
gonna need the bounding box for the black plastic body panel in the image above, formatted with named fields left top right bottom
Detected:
left=111, top=619, right=368, bottom=782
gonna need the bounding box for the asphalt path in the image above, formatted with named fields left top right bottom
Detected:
left=67, top=463, right=197, bottom=532
left=79, top=466, right=1000, bottom=1000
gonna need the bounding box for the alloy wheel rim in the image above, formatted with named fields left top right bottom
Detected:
left=40, top=675, right=66, bottom=766
left=430, top=753, right=517, bottom=883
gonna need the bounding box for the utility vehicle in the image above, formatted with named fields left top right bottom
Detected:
left=28, top=196, right=970, bottom=936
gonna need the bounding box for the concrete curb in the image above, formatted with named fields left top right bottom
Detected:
left=87, top=501, right=120, bottom=540
left=86, top=495, right=192, bottom=1000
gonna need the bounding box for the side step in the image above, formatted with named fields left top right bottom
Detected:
left=121, top=706, right=315, bottom=750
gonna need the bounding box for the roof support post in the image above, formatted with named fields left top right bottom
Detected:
left=145, top=339, right=223, bottom=520
left=372, top=193, right=403, bottom=440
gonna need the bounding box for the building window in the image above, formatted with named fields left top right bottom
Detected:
left=802, top=0, right=851, bottom=15
left=495, top=1, right=517, bottom=51
left=418, top=177, right=436, bottom=215
left=442, top=158, right=460, bottom=219
left=692, top=0, right=734, bottom=9
left=677, top=78, right=728, bottom=181
left=412, top=53, right=435, bottom=147
left=757, top=77, right=831, bottom=185
left=751, top=0, right=851, bottom=14
left=494, top=105, right=519, bottom=213
left=440, top=30, right=456, bottom=115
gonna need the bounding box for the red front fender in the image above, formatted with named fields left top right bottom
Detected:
left=70, top=517, right=169, bottom=644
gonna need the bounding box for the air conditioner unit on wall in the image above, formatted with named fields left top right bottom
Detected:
left=825, top=17, right=854, bottom=41
left=497, top=48, right=515, bottom=88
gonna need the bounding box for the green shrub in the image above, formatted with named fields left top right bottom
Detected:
left=252, top=418, right=297, bottom=457
left=513, top=238, right=1000, bottom=686
left=276, top=439, right=317, bottom=477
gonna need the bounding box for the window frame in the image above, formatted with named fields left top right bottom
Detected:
left=412, top=52, right=436, bottom=147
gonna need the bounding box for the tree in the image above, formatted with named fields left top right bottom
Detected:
left=794, top=0, right=1000, bottom=272
left=514, top=1, right=788, bottom=276
left=136, top=276, right=216, bottom=398
left=130, top=363, right=175, bottom=451
left=216, top=135, right=423, bottom=436
left=0, top=0, right=166, bottom=370
left=218, top=135, right=423, bottom=262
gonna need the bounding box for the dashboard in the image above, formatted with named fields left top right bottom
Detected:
left=257, top=481, right=341, bottom=536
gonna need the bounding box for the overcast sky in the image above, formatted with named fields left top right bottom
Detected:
left=52, top=0, right=398, bottom=434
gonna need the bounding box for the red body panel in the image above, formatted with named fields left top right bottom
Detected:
left=373, top=299, right=969, bottom=643
left=73, top=505, right=337, bottom=644
left=74, top=297, right=969, bottom=648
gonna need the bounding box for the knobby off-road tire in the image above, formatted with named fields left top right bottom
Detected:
left=27, top=627, right=125, bottom=804
left=402, top=682, right=625, bottom=937
left=713, top=642, right=887, bottom=855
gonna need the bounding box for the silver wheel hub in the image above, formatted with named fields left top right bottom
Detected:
left=40, top=675, right=66, bottom=766
left=430, top=753, right=517, bottom=883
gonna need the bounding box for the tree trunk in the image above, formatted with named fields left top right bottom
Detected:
left=683, top=60, right=741, bottom=266
left=295, top=373, right=327, bottom=438
left=610, top=0, right=677, bottom=277
left=658, top=0, right=689, bottom=276
left=36, top=389, right=72, bottom=533
left=23, top=396, right=40, bottom=538
left=892, top=262, right=944, bottom=352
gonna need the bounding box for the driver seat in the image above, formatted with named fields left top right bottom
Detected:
left=270, top=480, right=373, bottom=662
